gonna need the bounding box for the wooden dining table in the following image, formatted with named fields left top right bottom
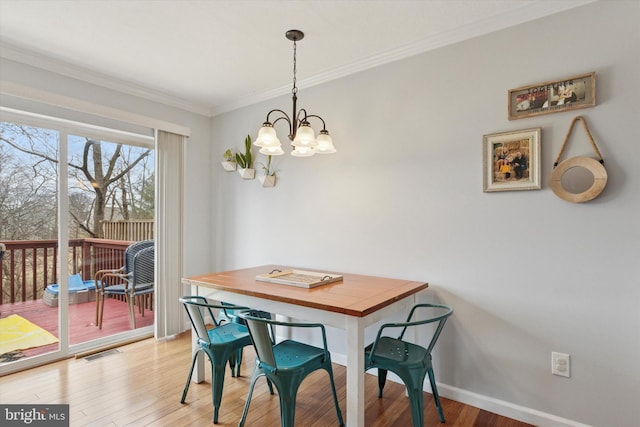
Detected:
left=182, top=265, right=428, bottom=427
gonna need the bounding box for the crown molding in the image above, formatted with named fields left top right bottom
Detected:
left=0, top=42, right=212, bottom=117
left=1, top=0, right=595, bottom=118
left=0, top=81, right=191, bottom=136
left=210, top=0, right=596, bottom=116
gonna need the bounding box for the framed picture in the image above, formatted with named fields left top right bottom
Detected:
left=483, top=128, right=541, bottom=192
left=508, top=72, right=595, bottom=120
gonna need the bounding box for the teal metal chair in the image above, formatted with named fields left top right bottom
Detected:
left=219, top=301, right=273, bottom=377
left=238, top=311, right=344, bottom=427
left=365, top=303, right=453, bottom=427
left=179, top=296, right=252, bottom=424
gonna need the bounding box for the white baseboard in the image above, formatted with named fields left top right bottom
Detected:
left=437, top=384, right=591, bottom=427
left=330, top=352, right=590, bottom=427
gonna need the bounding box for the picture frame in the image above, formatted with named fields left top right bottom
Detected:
left=483, top=128, right=541, bottom=192
left=508, top=72, right=595, bottom=120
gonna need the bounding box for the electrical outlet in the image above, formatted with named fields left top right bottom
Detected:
left=552, top=352, right=570, bottom=377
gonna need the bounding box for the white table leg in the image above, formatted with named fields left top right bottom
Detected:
left=191, top=284, right=205, bottom=383
left=346, top=315, right=365, bottom=427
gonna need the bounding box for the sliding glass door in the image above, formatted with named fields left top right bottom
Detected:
left=0, top=113, right=155, bottom=372
left=66, top=134, right=155, bottom=348
left=0, top=122, right=61, bottom=363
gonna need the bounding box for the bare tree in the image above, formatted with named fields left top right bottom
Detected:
left=0, top=136, right=57, bottom=240
left=72, top=141, right=151, bottom=237
left=121, top=145, right=154, bottom=219
left=1, top=123, right=152, bottom=239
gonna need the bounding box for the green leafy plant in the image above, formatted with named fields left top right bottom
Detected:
left=259, top=155, right=275, bottom=176
left=223, top=148, right=235, bottom=162
left=235, top=135, right=253, bottom=169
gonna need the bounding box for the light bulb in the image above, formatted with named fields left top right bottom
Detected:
left=255, top=124, right=279, bottom=147
left=315, top=131, right=336, bottom=154
left=260, top=146, right=285, bottom=156
left=291, top=146, right=315, bottom=157
left=292, top=123, right=318, bottom=148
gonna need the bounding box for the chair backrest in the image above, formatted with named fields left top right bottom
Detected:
left=124, top=240, right=154, bottom=273
left=398, top=304, right=453, bottom=355
left=131, top=246, right=154, bottom=287
left=180, top=296, right=250, bottom=345
left=220, top=301, right=242, bottom=322
left=180, top=296, right=218, bottom=344
left=239, top=313, right=277, bottom=369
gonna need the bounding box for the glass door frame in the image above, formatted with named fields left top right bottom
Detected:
left=0, top=108, right=155, bottom=375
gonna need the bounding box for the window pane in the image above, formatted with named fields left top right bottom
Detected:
left=0, top=121, right=61, bottom=361
left=67, top=135, right=155, bottom=344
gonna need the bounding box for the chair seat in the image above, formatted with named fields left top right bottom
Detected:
left=103, top=282, right=153, bottom=295
left=207, top=322, right=250, bottom=346
left=365, top=336, right=429, bottom=368
left=272, top=340, right=325, bottom=369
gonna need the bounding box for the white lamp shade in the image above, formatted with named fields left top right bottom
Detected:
left=255, top=125, right=279, bottom=147
left=292, top=124, right=318, bottom=148
left=290, top=146, right=315, bottom=157
left=315, top=132, right=336, bottom=154
left=259, top=146, right=285, bottom=156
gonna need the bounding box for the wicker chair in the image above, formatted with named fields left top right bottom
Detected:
left=94, top=240, right=154, bottom=329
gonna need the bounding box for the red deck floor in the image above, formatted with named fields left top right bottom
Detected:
left=0, top=297, right=153, bottom=359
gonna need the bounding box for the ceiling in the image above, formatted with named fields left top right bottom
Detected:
left=0, top=0, right=593, bottom=117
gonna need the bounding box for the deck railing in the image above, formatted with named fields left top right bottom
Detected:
left=102, top=220, right=154, bottom=241
left=0, top=238, right=133, bottom=305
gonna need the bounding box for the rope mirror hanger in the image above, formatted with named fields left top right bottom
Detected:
left=549, top=116, right=607, bottom=203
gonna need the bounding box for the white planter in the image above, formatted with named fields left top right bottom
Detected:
left=260, top=175, right=276, bottom=187
left=221, top=161, right=236, bottom=171
left=238, top=168, right=255, bottom=179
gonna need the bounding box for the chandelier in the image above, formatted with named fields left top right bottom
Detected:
left=254, top=29, right=336, bottom=157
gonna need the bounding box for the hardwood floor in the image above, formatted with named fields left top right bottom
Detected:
left=0, top=332, right=535, bottom=427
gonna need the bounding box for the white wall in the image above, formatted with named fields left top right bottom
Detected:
left=211, top=2, right=639, bottom=426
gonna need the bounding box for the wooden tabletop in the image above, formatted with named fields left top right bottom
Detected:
left=183, top=265, right=428, bottom=317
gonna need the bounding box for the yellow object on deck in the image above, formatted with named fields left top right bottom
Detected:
left=0, top=314, right=58, bottom=355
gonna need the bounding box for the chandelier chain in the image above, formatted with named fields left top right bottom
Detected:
left=292, top=39, right=298, bottom=95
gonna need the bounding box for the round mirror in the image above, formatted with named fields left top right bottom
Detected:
left=560, top=166, right=595, bottom=194
left=550, top=156, right=607, bottom=203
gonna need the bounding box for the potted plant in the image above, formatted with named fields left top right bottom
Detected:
left=235, top=135, right=255, bottom=179
left=259, top=155, right=276, bottom=187
left=221, top=148, right=237, bottom=171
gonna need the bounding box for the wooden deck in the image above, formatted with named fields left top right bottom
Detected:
left=0, top=297, right=153, bottom=359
